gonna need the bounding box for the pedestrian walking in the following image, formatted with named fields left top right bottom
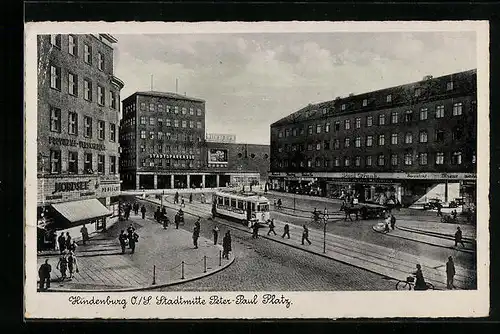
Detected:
left=174, top=192, right=179, bottom=204
left=67, top=251, right=78, bottom=279
left=212, top=203, right=217, bottom=219
left=162, top=207, right=167, bottom=218
left=189, top=193, right=193, bottom=204
left=455, top=227, right=465, bottom=247
left=80, top=224, right=89, bottom=245
left=267, top=219, right=277, bottom=236
left=390, top=214, right=396, bottom=230
left=68, top=240, right=77, bottom=253
left=413, top=264, right=427, bottom=290
left=222, top=231, right=232, bottom=259
left=129, top=230, right=139, bottom=254
left=193, top=219, right=200, bottom=249
left=446, top=256, right=456, bottom=289
left=181, top=197, right=185, bottom=208
left=201, top=193, right=206, bottom=204
left=282, top=223, right=290, bottom=239
left=175, top=213, right=180, bottom=229
left=124, top=204, right=131, bottom=220
left=119, top=230, right=128, bottom=254
left=301, top=225, right=311, bottom=245
left=65, top=232, right=72, bottom=250
left=154, top=206, right=161, bottom=222
left=162, top=215, right=170, bottom=229
left=134, top=202, right=139, bottom=215
left=57, top=232, right=66, bottom=254
left=436, top=203, right=443, bottom=217
left=141, top=205, right=146, bottom=219
left=252, top=222, right=259, bottom=239
left=38, top=259, right=51, bottom=290
left=56, top=252, right=68, bottom=281
left=213, top=225, right=219, bottom=245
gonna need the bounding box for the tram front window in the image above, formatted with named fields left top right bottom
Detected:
left=260, top=204, right=269, bottom=212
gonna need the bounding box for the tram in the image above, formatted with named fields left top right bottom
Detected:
left=212, top=191, right=270, bottom=225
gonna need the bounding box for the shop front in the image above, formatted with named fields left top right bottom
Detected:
left=325, top=178, right=402, bottom=205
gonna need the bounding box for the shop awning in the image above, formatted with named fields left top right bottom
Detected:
left=51, top=199, right=112, bottom=224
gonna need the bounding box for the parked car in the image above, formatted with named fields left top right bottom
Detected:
left=423, top=198, right=442, bottom=210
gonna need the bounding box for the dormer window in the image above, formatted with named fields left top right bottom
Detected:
left=386, top=94, right=392, bottom=103
left=447, top=81, right=454, bottom=91
left=414, top=88, right=421, bottom=97
left=362, top=99, right=367, bottom=107
left=341, top=104, right=346, bottom=111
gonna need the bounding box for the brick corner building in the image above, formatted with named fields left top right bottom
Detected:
left=37, top=33, right=124, bottom=249
left=269, top=69, right=477, bottom=209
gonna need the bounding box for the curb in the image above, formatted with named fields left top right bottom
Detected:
left=396, top=225, right=475, bottom=243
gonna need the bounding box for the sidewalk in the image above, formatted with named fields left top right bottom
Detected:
left=156, top=197, right=476, bottom=290
left=37, top=215, right=234, bottom=292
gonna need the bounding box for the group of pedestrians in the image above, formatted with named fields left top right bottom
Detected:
left=192, top=219, right=232, bottom=259
left=119, top=224, right=140, bottom=254
left=383, top=213, right=397, bottom=233
left=57, top=231, right=78, bottom=254
left=411, top=255, right=457, bottom=291
left=122, top=202, right=146, bottom=220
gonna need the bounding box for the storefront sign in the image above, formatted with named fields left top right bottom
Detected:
left=80, top=191, right=95, bottom=197
left=48, top=136, right=106, bottom=151
left=52, top=180, right=93, bottom=194
left=270, top=171, right=476, bottom=181
left=149, top=154, right=195, bottom=160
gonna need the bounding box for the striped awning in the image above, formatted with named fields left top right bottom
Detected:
left=51, top=199, right=111, bottom=223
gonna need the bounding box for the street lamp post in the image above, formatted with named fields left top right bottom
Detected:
left=161, top=189, right=164, bottom=210
left=323, top=214, right=327, bottom=254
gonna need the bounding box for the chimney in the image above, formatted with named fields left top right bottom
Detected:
left=348, top=93, right=354, bottom=97
left=423, top=75, right=433, bottom=81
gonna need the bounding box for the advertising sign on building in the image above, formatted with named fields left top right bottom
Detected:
left=208, top=148, right=228, bottom=164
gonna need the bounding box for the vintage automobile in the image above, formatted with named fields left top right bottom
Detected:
left=423, top=198, right=442, bottom=210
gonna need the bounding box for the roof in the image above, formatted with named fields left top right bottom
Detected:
left=215, top=190, right=269, bottom=202
left=134, top=91, right=205, bottom=103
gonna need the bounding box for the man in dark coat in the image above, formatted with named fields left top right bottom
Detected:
left=174, top=192, right=179, bottom=204
left=267, top=219, right=277, bottom=236
left=189, top=193, right=193, bottom=203
left=57, top=232, right=66, bottom=254
left=282, top=223, right=290, bottom=239
left=222, top=231, right=232, bottom=259
left=38, top=259, right=51, bottom=290
left=65, top=232, right=72, bottom=250
left=455, top=227, right=465, bottom=247
left=141, top=205, right=147, bottom=219
left=119, top=230, right=128, bottom=254
left=80, top=225, right=89, bottom=245
left=252, top=222, right=260, bottom=239
left=154, top=206, right=161, bottom=222
left=129, top=230, right=139, bottom=254
left=134, top=202, right=139, bottom=215
left=213, top=225, right=219, bottom=245
left=390, top=214, right=396, bottom=230
left=301, top=225, right=311, bottom=245
left=446, top=256, right=456, bottom=289
left=192, top=219, right=201, bottom=249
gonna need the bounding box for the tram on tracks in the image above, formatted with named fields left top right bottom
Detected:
left=212, top=190, right=270, bottom=226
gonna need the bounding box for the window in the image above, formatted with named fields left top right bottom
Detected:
left=391, top=154, right=398, bottom=166
left=68, top=72, right=77, bottom=96
left=324, top=159, right=329, bottom=167
left=453, top=102, right=463, bottom=116
left=334, top=139, right=340, bottom=149
left=174, top=106, right=179, bottom=114
left=84, top=43, right=92, bottom=64
left=447, top=81, right=454, bottom=91
left=334, top=122, right=340, bottom=131
left=316, top=124, right=321, bottom=133
left=181, top=107, right=187, bottom=115
left=140, top=116, right=146, bottom=125
left=84, top=79, right=92, bottom=101
left=109, top=156, right=116, bottom=174
left=404, top=153, right=413, bottom=165
left=308, top=125, right=313, bottom=135
left=50, top=34, right=61, bottom=48
left=174, top=120, right=179, bottom=128
left=366, top=135, right=373, bottom=147
left=307, top=159, right=312, bottom=168
left=97, top=52, right=104, bottom=71
left=110, top=91, right=117, bottom=109
left=315, top=158, right=321, bottom=167
left=84, top=116, right=92, bottom=137
left=452, top=127, right=463, bottom=140
left=355, top=136, right=361, bottom=148
left=404, top=132, right=413, bottom=144
left=68, top=112, right=78, bottom=135
left=378, top=134, right=385, bottom=146
left=366, top=116, right=373, bottom=127
left=355, top=117, right=361, bottom=129
left=378, top=114, right=385, bottom=125
left=355, top=156, right=361, bottom=166
left=419, top=131, right=428, bottom=143
left=197, top=108, right=202, bottom=116
left=50, top=106, right=61, bottom=133
left=98, top=155, right=105, bottom=174
left=278, top=131, right=283, bottom=138
left=377, top=154, right=385, bottom=166
left=109, top=123, right=116, bottom=142
left=435, top=129, right=445, bottom=142
left=405, top=110, right=413, bottom=122
left=419, top=153, right=428, bottom=165
left=325, top=123, right=330, bottom=133
left=50, top=150, right=61, bottom=174
left=141, top=159, right=146, bottom=167
left=344, top=119, right=351, bottom=130
left=344, top=157, right=350, bottom=167
left=97, top=85, right=105, bottom=105
left=182, top=120, right=187, bottom=128
left=84, top=153, right=92, bottom=173
left=188, top=107, right=194, bottom=115
left=341, top=104, right=346, bottom=111
left=140, top=130, right=146, bottom=139
left=334, top=157, right=340, bottom=167
left=435, top=152, right=445, bottom=165
left=98, top=120, right=105, bottom=140
left=340, top=138, right=348, bottom=149
left=386, top=94, right=392, bottom=103
left=197, top=121, right=202, bottom=129
left=414, top=88, right=421, bottom=97
left=158, top=104, right=164, bottom=113
left=165, top=118, right=171, bottom=127
left=391, top=112, right=398, bottom=124
left=189, top=120, right=194, bottom=128
left=148, top=103, right=155, bottom=112
left=435, top=105, right=444, bottom=118
left=316, top=143, right=321, bottom=151
left=420, top=108, right=428, bottom=120
left=285, top=129, right=290, bottom=137
left=67, top=151, right=78, bottom=174
left=149, top=132, right=155, bottom=139
left=324, top=140, right=330, bottom=150
left=149, top=117, right=155, bottom=125
left=366, top=156, right=372, bottom=166
left=292, top=128, right=298, bottom=136
left=362, top=99, right=367, bottom=107
left=391, top=133, right=398, bottom=145
left=140, top=102, right=146, bottom=110
left=50, top=65, right=61, bottom=90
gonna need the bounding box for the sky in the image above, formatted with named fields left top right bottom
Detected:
left=113, top=32, right=476, bottom=145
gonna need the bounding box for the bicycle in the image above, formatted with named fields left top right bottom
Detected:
left=396, top=276, right=435, bottom=291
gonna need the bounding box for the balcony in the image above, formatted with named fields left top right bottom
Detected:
left=111, top=75, right=124, bottom=90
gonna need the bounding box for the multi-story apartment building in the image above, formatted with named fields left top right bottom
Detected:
left=37, top=34, right=124, bottom=248
left=270, top=70, right=477, bottom=207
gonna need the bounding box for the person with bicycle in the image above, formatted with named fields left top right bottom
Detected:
left=412, top=264, right=428, bottom=290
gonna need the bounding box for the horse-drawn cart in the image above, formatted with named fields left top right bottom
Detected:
left=341, top=202, right=387, bottom=220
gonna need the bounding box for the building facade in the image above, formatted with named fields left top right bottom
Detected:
left=269, top=70, right=477, bottom=207
left=37, top=34, right=124, bottom=247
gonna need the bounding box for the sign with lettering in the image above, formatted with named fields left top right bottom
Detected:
left=149, top=154, right=195, bottom=160
left=52, top=180, right=93, bottom=194
left=48, top=136, right=106, bottom=151
left=269, top=171, right=477, bottom=181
